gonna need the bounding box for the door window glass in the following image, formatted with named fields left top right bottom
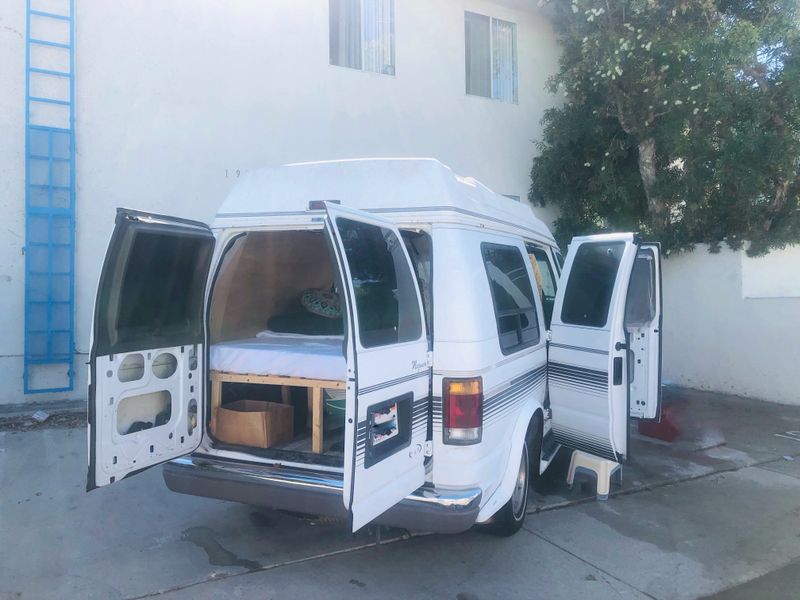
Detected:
left=336, top=218, right=422, bottom=348
left=625, top=249, right=656, bottom=327
left=554, top=250, right=564, bottom=272
left=527, top=245, right=557, bottom=328
left=98, top=228, right=213, bottom=354
left=401, top=230, right=433, bottom=339
left=481, top=243, right=540, bottom=354
left=560, top=242, right=625, bottom=327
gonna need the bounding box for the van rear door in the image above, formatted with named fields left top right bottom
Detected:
left=87, top=209, right=214, bottom=490
left=324, top=204, right=429, bottom=532
left=547, top=233, right=661, bottom=461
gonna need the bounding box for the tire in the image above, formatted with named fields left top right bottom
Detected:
left=484, top=441, right=530, bottom=537
left=527, top=414, right=545, bottom=494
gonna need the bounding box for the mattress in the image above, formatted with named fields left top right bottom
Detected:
left=210, top=331, right=346, bottom=381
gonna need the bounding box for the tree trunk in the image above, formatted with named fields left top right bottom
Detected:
left=637, top=137, right=667, bottom=229
left=763, top=179, right=790, bottom=232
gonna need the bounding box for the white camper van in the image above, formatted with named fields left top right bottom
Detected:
left=87, top=158, right=662, bottom=536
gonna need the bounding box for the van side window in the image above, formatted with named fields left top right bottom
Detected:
left=526, top=245, right=557, bottom=328
left=401, top=230, right=433, bottom=340
left=336, top=218, right=423, bottom=348
left=561, top=242, right=625, bottom=327
left=481, top=243, right=540, bottom=354
left=625, top=248, right=656, bottom=327
left=554, top=250, right=564, bottom=272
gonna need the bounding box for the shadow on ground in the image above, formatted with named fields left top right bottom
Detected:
left=529, top=386, right=800, bottom=510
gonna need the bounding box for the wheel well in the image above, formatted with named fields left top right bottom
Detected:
left=525, top=409, right=544, bottom=449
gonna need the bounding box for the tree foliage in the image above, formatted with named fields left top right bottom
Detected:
left=530, top=0, right=800, bottom=255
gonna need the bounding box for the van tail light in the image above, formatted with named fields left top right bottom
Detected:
left=443, top=377, right=483, bottom=445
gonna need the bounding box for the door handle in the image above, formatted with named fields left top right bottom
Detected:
left=613, top=357, right=623, bottom=385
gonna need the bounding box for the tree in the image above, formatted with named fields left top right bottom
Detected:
left=530, top=0, right=800, bottom=255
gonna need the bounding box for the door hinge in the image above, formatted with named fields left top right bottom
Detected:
left=426, top=351, right=433, bottom=368
left=424, top=441, right=433, bottom=457
left=546, top=330, right=552, bottom=342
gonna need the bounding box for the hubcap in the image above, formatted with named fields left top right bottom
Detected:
left=511, top=444, right=528, bottom=519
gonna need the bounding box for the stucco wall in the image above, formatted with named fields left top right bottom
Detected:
left=662, top=244, right=800, bottom=405
left=0, top=0, right=561, bottom=403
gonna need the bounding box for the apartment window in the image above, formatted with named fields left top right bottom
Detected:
left=330, top=0, right=395, bottom=75
left=482, top=243, right=539, bottom=354
left=465, top=12, right=518, bottom=102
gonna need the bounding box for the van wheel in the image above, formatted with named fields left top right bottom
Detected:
left=485, top=441, right=529, bottom=537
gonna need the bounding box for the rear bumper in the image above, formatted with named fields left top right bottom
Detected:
left=163, top=454, right=482, bottom=534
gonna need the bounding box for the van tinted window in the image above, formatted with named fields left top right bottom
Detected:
left=336, top=218, right=422, bottom=348
left=481, top=243, right=540, bottom=354
left=97, top=228, right=214, bottom=355
left=625, top=248, right=656, bottom=327
left=560, top=242, right=624, bottom=327
left=527, top=245, right=557, bottom=328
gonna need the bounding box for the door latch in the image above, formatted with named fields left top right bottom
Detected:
left=423, top=441, right=433, bottom=457
left=615, top=341, right=628, bottom=351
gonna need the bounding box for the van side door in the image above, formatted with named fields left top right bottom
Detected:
left=548, top=233, right=659, bottom=461
left=324, top=204, right=429, bottom=532
left=87, top=209, right=214, bottom=490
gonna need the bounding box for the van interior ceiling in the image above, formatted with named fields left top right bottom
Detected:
left=208, top=229, right=348, bottom=463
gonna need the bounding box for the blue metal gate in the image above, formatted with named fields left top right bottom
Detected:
left=24, top=0, right=75, bottom=393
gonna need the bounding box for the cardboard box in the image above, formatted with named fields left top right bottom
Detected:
left=211, top=400, right=293, bottom=448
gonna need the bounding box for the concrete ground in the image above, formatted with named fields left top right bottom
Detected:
left=1, top=387, right=800, bottom=600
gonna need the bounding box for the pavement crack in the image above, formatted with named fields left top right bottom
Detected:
left=523, top=526, right=659, bottom=600
left=752, top=457, right=800, bottom=481
left=124, top=532, right=420, bottom=599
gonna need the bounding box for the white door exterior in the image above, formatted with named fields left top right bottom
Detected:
left=325, top=204, right=430, bottom=532
left=548, top=233, right=659, bottom=462
left=87, top=210, right=214, bottom=490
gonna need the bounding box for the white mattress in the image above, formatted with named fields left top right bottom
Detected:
left=209, top=331, right=346, bottom=381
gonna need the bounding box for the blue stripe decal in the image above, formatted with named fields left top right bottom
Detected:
left=549, top=362, right=607, bottom=397
left=359, top=370, right=429, bottom=395
left=549, top=342, right=609, bottom=356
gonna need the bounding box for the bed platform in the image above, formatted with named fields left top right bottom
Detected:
left=209, top=331, right=347, bottom=454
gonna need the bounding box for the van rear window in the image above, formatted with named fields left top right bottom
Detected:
left=481, top=243, right=540, bottom=354
left=97, top=228, right=213, bottom=354
left=336, top=218, right=423, bottom=348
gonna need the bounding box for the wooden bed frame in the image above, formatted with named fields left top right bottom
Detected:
left=210, top=370, right=346, bottom=454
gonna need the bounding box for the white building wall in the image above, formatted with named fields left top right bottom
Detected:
left=0, top=0, right=560, bottom=404
left=662, top=245, right=800, bottom=405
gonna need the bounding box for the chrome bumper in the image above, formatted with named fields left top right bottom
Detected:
left=163, top=454, right=482, bottom=534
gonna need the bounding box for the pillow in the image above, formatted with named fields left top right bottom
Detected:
left=301, top=288, right=341, bottom=319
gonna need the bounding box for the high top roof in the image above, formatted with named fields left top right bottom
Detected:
left=216, top=157, right=555, bottom=242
